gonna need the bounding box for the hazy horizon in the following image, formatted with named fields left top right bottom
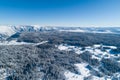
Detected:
left=0, top=24, right=120, bottom=28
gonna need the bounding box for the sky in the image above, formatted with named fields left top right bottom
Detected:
left=0, top=0, right=120, bottom=27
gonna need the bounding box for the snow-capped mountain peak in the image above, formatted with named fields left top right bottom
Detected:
left=0, top=25, right=15, bottom=36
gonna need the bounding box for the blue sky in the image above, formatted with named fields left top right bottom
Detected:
left=0, top=0, right=120, bottom=27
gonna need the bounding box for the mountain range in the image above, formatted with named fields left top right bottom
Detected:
left=0, top=25, right=120, bottom=41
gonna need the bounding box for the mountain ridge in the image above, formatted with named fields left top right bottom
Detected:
left=0, top=25, right=120, bottom=40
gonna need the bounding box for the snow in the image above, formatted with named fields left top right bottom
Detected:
left=58, top=44, right=118, bottom=60
left=93, top=44, right=117, bottom=49
left=104, top=45, right=117, bottom=49
left=64, top=63, right=106, bottom=80
left=59, top=29, right=115, bottom=34
left=86, top=47, right=111, bottom=60
left=91, top=76, right=105, bottom=80
left=58, top=44, right=76, bottom=51
left=0, top=68, right=7, bottom=80
left=31, top=25, right=42, bottom=30
left=0, top=25, right=120, bottom=39
left=60, top=44, right=120, bottom=80
left=32, top=25, right=40, bottom=28
left=0, top=40, right=48, bottom=45
left=64, top=71, right=83, bottom=80
left=92, top=30, right=113, bottom=34
left=64, top=63, right=90, bottom=80
left=93, top=44, right=101, bottom=48
left=64, top=62, right=114, bottom=80
left=0, top=40, right=33, bottom=45
left=58, top=44, right=84, bottom=54
left=60, top=29, right=85, bottom=32
left=75, top=49, right=83, bottom=54
left=75, top=63, right=90, bottom=77
left=58, top=44, right=69, bottom=51
left=91, top=55, right=101, bottom=60
left=0, top=26, right=15, bottom=36
left=33, top=41, right=48, bottom=46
